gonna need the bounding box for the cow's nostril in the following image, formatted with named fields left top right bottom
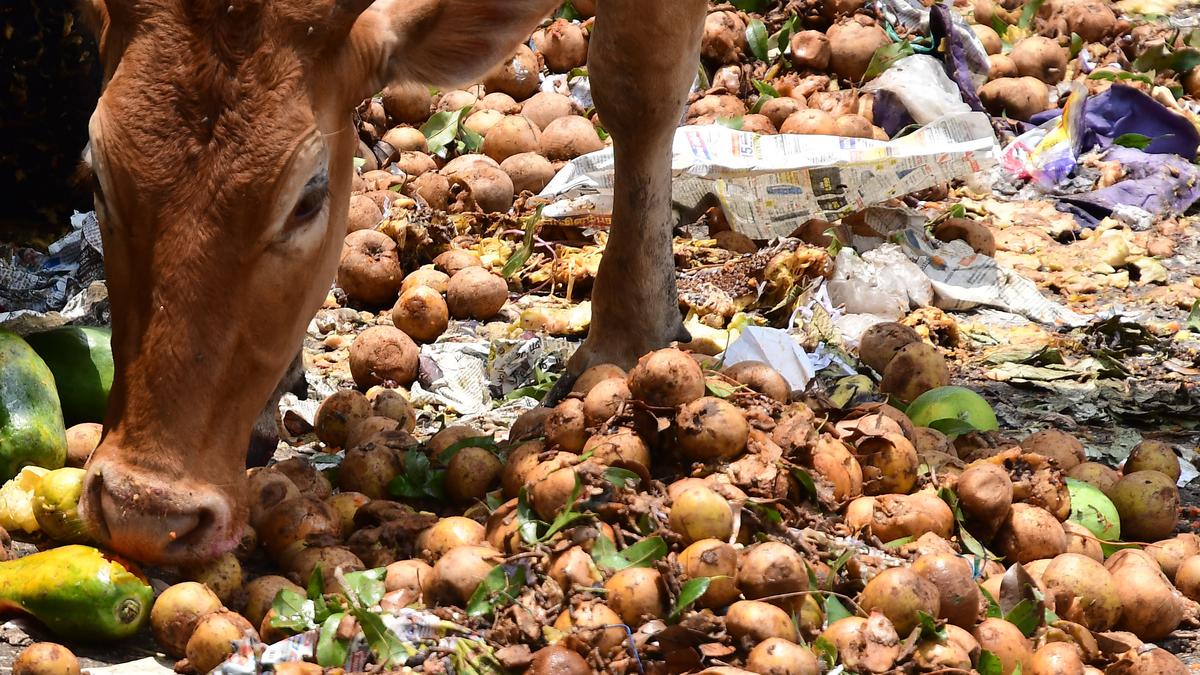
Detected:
left=82, top=460, right=242, bottom=564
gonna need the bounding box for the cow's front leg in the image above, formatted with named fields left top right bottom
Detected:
left=567, top=0, right=707, bottom=373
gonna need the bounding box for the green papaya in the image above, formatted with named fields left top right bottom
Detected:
left=23, top=325, right=114, bottom=425
left=0, top=545, right=152, bottom=640
left=0, top=329, right=68, bottom=482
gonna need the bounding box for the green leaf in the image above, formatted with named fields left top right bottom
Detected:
left=917, top=611, right=947, bottom=641
left=824, top=595, right=853, bottom=624
left=730, top=0, right=769, bottom=14
left=745, top=502, right=783, bottom=525
left=501, top=207, right=545, bottom=279
left=669, top=577, right=713, bottom=621
left=342, top=568, right=387, bottom=609
left=980, top=586, right=1003, bottom=619
left=862, top=41, right=914, bottom=81
left=516, top=488, right=544, bottom=545
left=830, top=548, right=854, bottom=576
left=388, top=451, right=447, bottom=499
left=1188, top=300, right=1200, bottom=332
left=771, top=15, right=801, bottom=55
left=706, top=380, right=738, bottom=398
left=467, top=564, right=527, bottom=618
left=460, top=126, right=484, bottom=154
left=1004, top=599, right=1042, bottom=637
left=1114, top=133, right=1153, bottom=150
left=421, top=108, right=468, bottom=156
left=977, top=649, right=1005, bottom=675
left=540, top=474, right=591, bottom=541
left=1088, top=69, right=1156, bottom=86
left=947, top=203, right=967, bottom=219
left=269, top=588, right=314, bottom=632
left=1133, top=44, right=1200, bottom=73
left=991, top=16, right=1009, bottom=38
left=746, top=18, right=770, bottom=61
left=1069, top=32, right=1084, bottom=57
left=929, top=417, right=983, bottom=438
left=812, top=636, right=838, bottom=668
left=350, top=605, right=410, bottom=667
left=603, top=467, right=641, bottom=489
left=791, top=468, right=818, bottom=500
left=316, top=613, right=349, bottom=668
left=437, top=434, right=501, bottom=464
left=716, top=116, right=744, bottom=130
left=1017, top=0, right=1047, bottom=30
left=882, top=535, right=914, bottom=548
left=591, top=534, right=668, bottom=572
left=307, top=566, right=331, bottom=623
left=554, top=0, right=581, bottom=20
left=353, top=156, right=366, bottom=170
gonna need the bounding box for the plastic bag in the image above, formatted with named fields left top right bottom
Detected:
left=863, top=54, right=971, bottom=124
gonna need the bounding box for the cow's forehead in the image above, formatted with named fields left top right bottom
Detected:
left=95, top=16, right=319, bottom=217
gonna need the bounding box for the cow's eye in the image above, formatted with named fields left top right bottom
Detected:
left=291, top=170, right=329, bottom=223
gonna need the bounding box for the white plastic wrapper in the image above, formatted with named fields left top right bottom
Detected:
left=538, top=112, right=999, bottom=240
left=720, top=326, right=817, bottom=392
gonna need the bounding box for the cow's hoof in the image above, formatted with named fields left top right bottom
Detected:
left=541, top=371, right=581, bottom=406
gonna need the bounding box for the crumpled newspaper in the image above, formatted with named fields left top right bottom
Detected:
left=0, top=211, right=105, bottom=323
left=538, top=113, right=999, bottom=240
left=895, top=228, right=1089, bottom=327
left=409, top=329, right=573, bottom=417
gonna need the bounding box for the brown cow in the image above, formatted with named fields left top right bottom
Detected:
left=78, top=0, right=706, bottom=563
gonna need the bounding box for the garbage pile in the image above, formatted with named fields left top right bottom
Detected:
left=1, top=0, right=1200, bottom=674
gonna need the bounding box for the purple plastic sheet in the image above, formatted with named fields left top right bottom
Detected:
left=1030, top=84, right=1200, bottom=158
left=1056, top=146, right=1200, bottom=226
left=930, top=4, right=986, bottom=114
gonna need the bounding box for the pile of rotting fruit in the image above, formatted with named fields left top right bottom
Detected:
left=3, top=0, right=1200, bottom=673
left=3, top=320, right=1199, bottom=674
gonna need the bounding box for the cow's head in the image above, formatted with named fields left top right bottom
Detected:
left=79, top=0, right=557, bottom=564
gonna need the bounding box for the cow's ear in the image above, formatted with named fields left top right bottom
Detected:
left=346, top=0, right=559, bottom=98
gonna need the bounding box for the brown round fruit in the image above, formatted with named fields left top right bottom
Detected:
left=243, top=575, right=303, bottom=629
left=186, top=611, right=257, bottom=675
left=446, top=267, right=508, bottom=320
left=678, top=539, right=740, bottom=609
left=1020, top=429, right=1086, bottom=471
left=859, top=322, right=922, bottom=374
left=675, top=397, right=750, bottom=462
left=604, top=567, right=667, bottom=625
left=337, top=230, right=404, bottom=306
left=1041, top=553, right=1121, bottom=630
left=879, top=342, right=950, bottom=403
left=13, top=643, right=79, bottom=675
left=391, top=286, right=449, bottom=343
left=349, top=325, right=419, bottom=388
left=627, top=348, right=705, bottom=408
left=669, top=486, right=733, bottom=544
left=994, top=504, right=1066, bottom=564
left=726, top=600, right=799, bottom=647
left=151, top=582, right=223, bottom=657
left=314, top=389, right=371, bottom=448
left=973, top=618, right=1031, bottom=675
left=446, top=446, right=503, bottom=503
left=64, top=423, right=101, bottom=468
left=1109, top=470, right=1180, bottom=542
left=911, top=552, right=982, bottom=628
left=858, top=566, right=940, bottom=635
left=1124, top=439, right=1180, bottom=482
left=430, top=545, right=502, bottom=605
left=746, top=637, right=819, bottom=675
left=723, top=361, right=789, bottom=402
